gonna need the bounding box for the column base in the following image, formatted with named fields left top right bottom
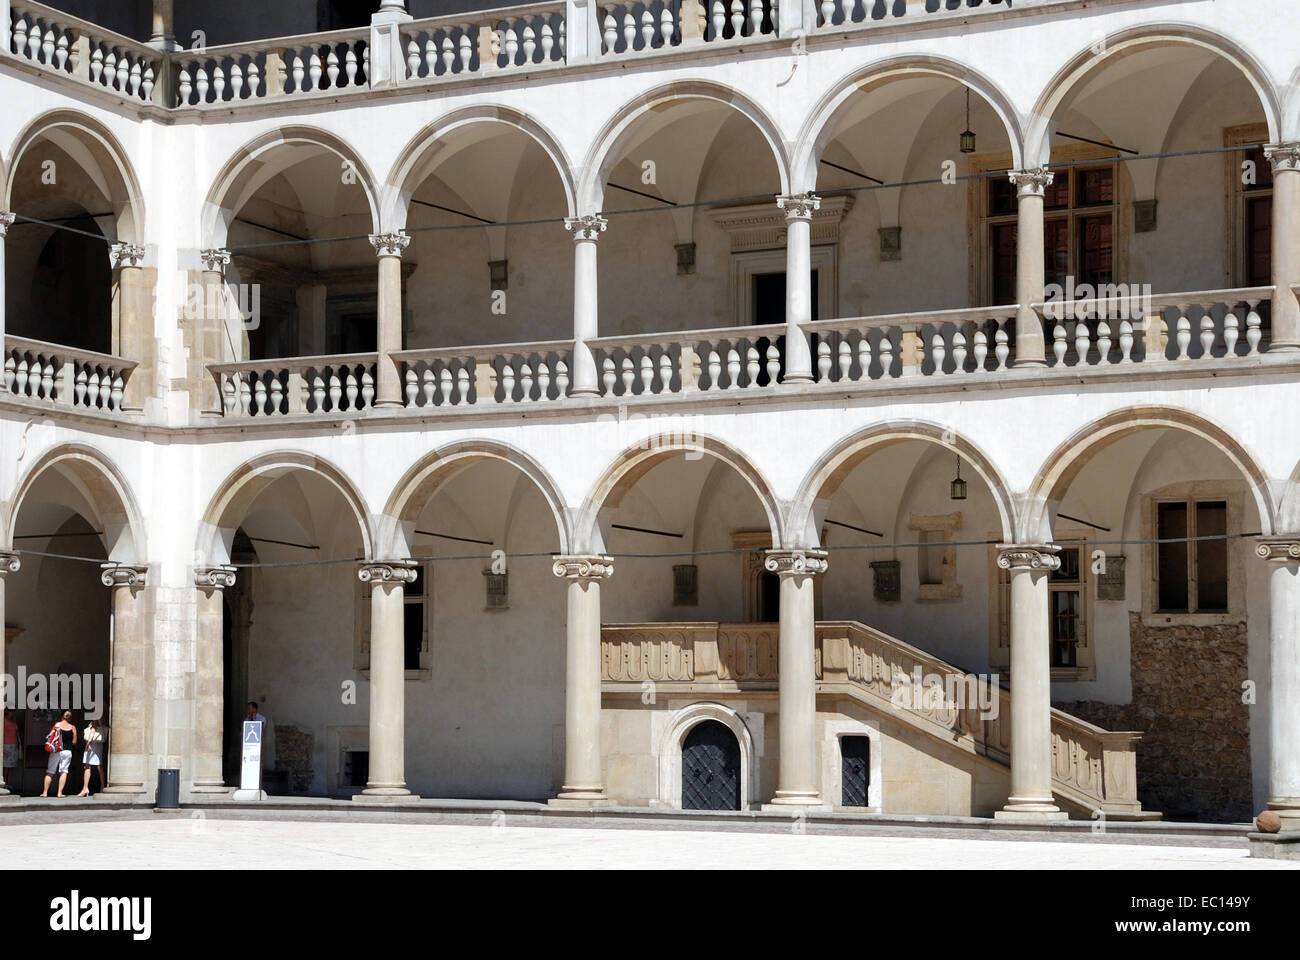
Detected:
left=995, top=797, right=1067, bottom=821
left=353, top=786, right=420, bottom=803
left=548, top=786, right=611, bottom=808
left=101, top=784, right=149, bottom=797
left=780, top=373, right=814, bottom=385
left=371, top=400, right=403, bottom=409
left=763, top=789, right=828, bottom=810
left=1267, top=800, right=1300, bottom=825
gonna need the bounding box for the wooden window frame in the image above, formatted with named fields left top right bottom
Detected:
left=966, top=145, right=1131, bottom=307
left=1141, top=483, right=1244, bottom=627
left=1223, top=122, right=1272, bottom=288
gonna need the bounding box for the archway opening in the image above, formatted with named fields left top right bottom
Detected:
left=681, top=718, right=741, bottom=810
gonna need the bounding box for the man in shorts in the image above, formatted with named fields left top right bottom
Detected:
left=40, top=711, right=77, bottom=798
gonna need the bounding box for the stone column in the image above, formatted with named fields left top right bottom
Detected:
left=149, top=0, right=175, bottom=49
left=356, top=561, right=419, bottom=800
left=370, top=233, right=410, bottom=408
left=192, top=566, right=235, bottom=793
left=564, top=216, right=607, bottom=397
left=1008, top=169, right=1054, bottom=367
left=100, top=563, right=152, bottom=796
left=550, top=555, right=614, bottom=806
left=765, top=549, right=828, bottom=807
left=776, top=195, right=819, bottom=384
left=0, top=212, right=13, bottom=349
left=0, top=552, right=19, bottom=796
left=1257, top=539, right=1300, bottom=824
left=197, top=249, right=231, bottom=417
left=110, top=242, right=155, bottom=412
left=1264, top=144, right=1300, bottom=351
left=994, top=545, right=1066, bottom=820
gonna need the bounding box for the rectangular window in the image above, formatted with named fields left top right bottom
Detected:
left=1227, top=128, right=1272, bottom=288
left=403, top=563, right=427, bottom=671
left=1156, top=499, right=1228, bottom=613
left=918, top=530, right=944, bottom=586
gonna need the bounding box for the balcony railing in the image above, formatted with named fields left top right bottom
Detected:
left=5, top=0, right=1056, bottom=110
left=210, top=354, right=379, bottom=418
left=3, top=335, right=137, bottom=414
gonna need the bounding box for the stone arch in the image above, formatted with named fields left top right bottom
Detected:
left=200, top=125, right=381, bottom=249
left=576, top=433, right=784, bottom=555
left=4, top=443, right=146, bottom=561
left=1023, top=406, right=1276, bottom=542
left=655, top=701, right=759, bottom=810
left=577, top=79, right=792, bottom=212
left=1025, top=23, right=1282, bottom=166
left=789, top=422, right=1018, bottom=547
left=792, top=56, right=1026, bottom=191
left=195, top=451, right=374, bottom=566
left=382, top=105, right=577, bottom=232
left=1283, top=60, right=1300, bottom=143
left=5, top=109, right=146, bottom=243
left=379, top=439, right=571, bottom=558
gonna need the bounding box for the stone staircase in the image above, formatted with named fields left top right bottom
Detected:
left=601, top=620, right=1158, bottom=819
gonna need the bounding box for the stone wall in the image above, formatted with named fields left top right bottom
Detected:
left=1056, top=612, right=1251, bottom=823
left=275, top=724, right=315, bottom=794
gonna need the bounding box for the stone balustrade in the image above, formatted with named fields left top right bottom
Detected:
left=401, top=3, right=567, bottom=81
left=1037, top=287, right=1274, bottom=366
left=816, top=0, right=1015, bottom=29
left=7, top=0, right=164, bottom=103
left=601, top=619, right=1146, bottom=815
left=209, top=355, right=379, bottom=418
left=395, top=340, right=574, bottom=406
left=804, top=305, right=1019, bottom=381
left=174, top=28, right=370, bottom=106
left=3, top=335, right=136, bottom=413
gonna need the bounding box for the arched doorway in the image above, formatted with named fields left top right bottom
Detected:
left=681, top=719, right=740, bottom=811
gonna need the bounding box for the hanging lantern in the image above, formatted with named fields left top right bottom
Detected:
left=950, top=456, right=968, bottom=501
left=959, top=87, right=977, bottom=155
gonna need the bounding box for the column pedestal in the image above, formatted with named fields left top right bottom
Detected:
left=763, top=549, right=829, bottom=810
left=354, top=561, right=420, bottom=801
left=549, top=556, right=614, bottom=807
left=0, top=553, right=20, bottom=799
left=99, top=564, right=153, bottom=798
left=191, top=567, right=236, bottom=794
left=994, top=545, right=1067, bottom=821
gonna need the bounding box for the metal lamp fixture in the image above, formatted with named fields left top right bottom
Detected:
left=959, top=88, right=977, bottom=155
left=950, top=456, right=968, bottom=501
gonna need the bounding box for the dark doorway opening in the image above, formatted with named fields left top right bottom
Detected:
left=841, top=735, right=871, bottom=807
left=682, top=720, right=741, bottom=811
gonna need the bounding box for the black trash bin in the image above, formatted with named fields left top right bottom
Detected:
left=156, top=768, right=180, bottom=808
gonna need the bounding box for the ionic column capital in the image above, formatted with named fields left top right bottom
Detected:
left=1263, top=142, right=1300, bottom=173
left=100, top=562, right=148, bottom=588
left=776, top=193, right=821, bottom=222
left=109, top=242, right=147, bottom=269
left=1256, top=538, right=1300, bottom=563
left=552, top=555, right=614, bottom=582
left=1008, top=168, right=1055, bottom=198
left=199, top=248, right=232, bottom=273
left=0, top=551, right=20, bottom=576
left=996, top=544, right=1061, bottom=572
left=194, top=565, right=237, bottom=590
left=564, top=215, right=608, bottom=242
left=357, top=559, right=420, bottom=584
left=764, top=549, right=829, bottom=577
left=0, top=212, right=15, bottom=237
left=369, top=232, right=411, bottom=258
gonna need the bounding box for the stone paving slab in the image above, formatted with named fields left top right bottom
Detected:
left=0, top=818, right=1294, bottom=869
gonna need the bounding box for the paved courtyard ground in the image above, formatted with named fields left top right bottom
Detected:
left=0, top=818, right=1295, bottom=869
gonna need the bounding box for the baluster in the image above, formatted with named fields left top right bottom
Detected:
left=1118, top=320, right=1134, bottom=363
left=520, top=362, right=534, bottom=401
left=538, top=360, right=552, bottom=400
left=270, top=375, right=284, bottom=414
left=749, top=0, right=763, bottom=34
left=502, top=360, right=517, bottom=402
left=346, top=48, right=358, bottom=85
left=222, top=375, right=237, bottom=415
left=659, top=351, right=673, bottom=392
left=710, top=1, right=725, bottom=39
left=11, top=19, right=26, bottom=60
left=308, top=52, right=323, bottom=89
left=856, top=335, right=871, bottom=381
left=247, top=62, right=259, bottom=97
left=457, top=365, right=471, bottom=403
left=115, top=50, right=128, bottom=88
left=879, top=335, right=894, bottom=377
left=995, top=325, right=1009, bottom=369
left=292, top=53, right=305, bottom=90
left=231, top=62, right=244, bottom=99
left=1199, top=314, right=1215, bottom=358
left=559, top=20, right=566, bottom=57
left=86, top=368, right=101, bottom=406
left=328, top=371, right=342, bottom=409
left=408, top=39, right=421, bottom=77
left=143, top=65, right=156, bottom=100
left=253, top=374, right=268, bottom=414
left=103, top=49, right=118, bottom=87
left=640, top=355, right=654, bottom=393
left=362, top=368, right=375, bottom=408
left=556, top=359, right=570, bottom=397
left=504, top=26, right=519, bottom=65
left=311, top=372, right=325, bottom=412
left=41, top=27, right=53, bottom=65
left=953, top=329, right=967, bottom=372
left=1242, top=302, right=1263, bottom=354
left=406, top=368, right=418, bottom=406
left=747, top=346, right=761, bottom=384
left=437, top=366, right=451, bottom=404
left=837, top=340, right=851, bottom=380
left=442, top=35, right=455, bottom=72
left=602, top=9, right=618, bottom=52
left=458, top=29, right=472, bottom=71
left=816, top=340, right=831, bottom=380
left=540, top=23, right=554, bottom=60
left=660, top=8, right=674, bottom=45
left=523, top=25, right=537, bottom=62
left=602, top=357, right=616, bottom=394
left=55, top=33, right=69, bottom=71
left=91, top=47, right=104, bottom=84
left=325, top=50, right=339, bottom=87
left=15, top=358, right=29, bottom=396
left=75, top=368, right=88, bottom=406
left=766, top=343, right=780, bottom=384
left=110, top=374, right=124, bottom=410
left=1073, top=320, right=1090, bottom=366
left=730, top=0, right=744, bottom=36
left=419, top=367, right=434, bottom=405
left=931, top=332, right=946, bottom=374
left=640, top=10, right=654, bottom=48
left=1175, top=314, right=1191, bottom=360
left=345, top=367, right=359, bottom=409
left=40, top=360, right=54, bottom=399
left=1097, top=321, right=1111, bottom=364
left=239, top=375, right=253, bottom=415
left=423, top=38, right=437, bottom=77
left=195, top=64, right=209, bottom=102
left=622, top=10, right=636, bottom=50
left=26, top=22, right=40, bottom=60
left=973, top=329, right=988, bottom=371
left=211, top=62, right=225, bottom=101
left=1052, top=322, right=1068, bottom=365
left=1223, top=310, right=1240, bottom=356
